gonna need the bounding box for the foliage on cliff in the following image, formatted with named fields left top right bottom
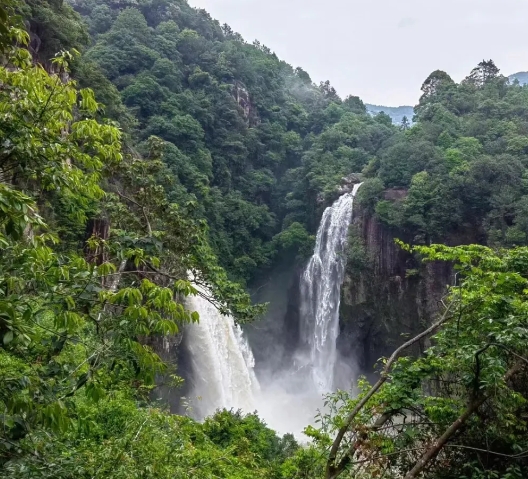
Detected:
left=62, top=0, right=395, bottom=282
left=306, top=244, right=528, bottom=479
left=5, top=1, right=528, bottom=478
left=359, top=61, right=528, bottom=248
left=70, top=0, right=528, bottom=276
left=0, top=7, right=291, bottom=478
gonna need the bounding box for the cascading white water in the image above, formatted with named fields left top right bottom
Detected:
left=185, top=285, right=259, bottom=419
left=300, top=183, right=362, bottom=393
left=184, top=183, right=361, bottom=431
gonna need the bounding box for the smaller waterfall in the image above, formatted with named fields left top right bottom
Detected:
left=185, top=285, right=259, bottom=418
left=300, top=183, right=362, bottom=393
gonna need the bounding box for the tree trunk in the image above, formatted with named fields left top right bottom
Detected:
left=403, top=362, right=523, bottom=479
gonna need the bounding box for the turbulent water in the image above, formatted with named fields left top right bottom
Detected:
left=185, top=285, right=259, bottom=419
left=300, top=183, right=362, bottom=393
left=184, top=184, right=362, bottom=432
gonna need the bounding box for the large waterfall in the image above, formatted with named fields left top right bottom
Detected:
left=185, top=285, right=259, bottom=419
left=300, top=183, right=362, bottom=393
left=183, top=182, right=362, bottom=431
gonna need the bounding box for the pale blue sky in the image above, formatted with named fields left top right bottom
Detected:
left=189, top=0, right=528, bottom=106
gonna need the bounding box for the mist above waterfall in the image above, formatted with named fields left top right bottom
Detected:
left=183, top=283, right=322, bottom=437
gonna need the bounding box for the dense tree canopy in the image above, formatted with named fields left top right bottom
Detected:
left=64, top=0, right=397, bottom=282
left=359, top=59, right=528, bottom=248
left=3, top=0, right=528, bottom=478
left=0, top=7, right=285, bottom=477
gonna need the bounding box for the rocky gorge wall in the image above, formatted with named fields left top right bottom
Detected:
left=337, top=201, right=458, bottom=376
left=245, top=191, right=460, bottom=381
left=157, top=189, right=477, bottom=399
left=246, top=257, right=302, bottom=375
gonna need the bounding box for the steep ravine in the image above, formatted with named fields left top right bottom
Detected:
left=244, top=189, right=455, bottom=382
left=168, top=188, right=475, bottom=415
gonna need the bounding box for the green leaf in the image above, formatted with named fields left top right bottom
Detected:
left=3, top=330, right=13, bottom=345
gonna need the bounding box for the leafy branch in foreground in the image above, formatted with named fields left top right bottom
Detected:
left=0, top=20, right=266, bottom=474
left=313, top=243, right=528, bottom=479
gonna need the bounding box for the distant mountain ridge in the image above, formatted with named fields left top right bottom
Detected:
left=367, top=71, right=528, bottom=125
left=365, top=103, right=414, bottom=125
left=509, top=72, right=528, bottom=85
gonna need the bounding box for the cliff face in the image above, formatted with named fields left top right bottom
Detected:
left=337, top=206, right=455, bottom=376
left=248, top=196, right=461, bottom=380
left=247, top=258, right=302, bottom=375
left=145, top=332, right=184, bottom=412
left=231, top=80, right=260, bottom=127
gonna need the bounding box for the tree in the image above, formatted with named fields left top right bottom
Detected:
left=314, top=243, right=528, bottom=479
left=295, top=66, right=312, bottom=84
left=343, top=95, right=366, bottom=114
left=374, top=111, right=392, bottom=126
left=418, top=69, right=455, bottom=107
left=319, top=80, right=340, bottom=101
left=0, top=20, right=264, bottom=472
left=465, top=59, right=500, bottom=86
left=378, top=140, right=442, bottom=188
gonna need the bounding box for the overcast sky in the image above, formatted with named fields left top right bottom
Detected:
left=189, top=0, right=528, bottom=106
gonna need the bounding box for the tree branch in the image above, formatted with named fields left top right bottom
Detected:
left=326, top=301, right=455, bottom=479
left=145, top=262, right=227, bottom=313
left=108, top=259, right=127, bottom=292
left=115, top=189, right=152, bottom=237
left=443, top=444, right=528, bottom=459
left=403, top=362, right=524, bottom=479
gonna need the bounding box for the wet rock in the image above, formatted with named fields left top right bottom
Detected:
left=337, top=200, right=477, bottom=378
left=337, top=173, right=363, bottom=194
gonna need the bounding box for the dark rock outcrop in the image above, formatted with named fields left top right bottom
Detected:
left=146, top=332, right=184, bottom=412
left=337, top=205, right=463, bottom=377
left=246, top=258, right=302, bottom=374
left=337, top=173, right=363, bottom=194
left=231, top=80, right=260, bottom=126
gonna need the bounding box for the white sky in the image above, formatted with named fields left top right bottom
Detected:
left=189, top=0, right=528, bottom=106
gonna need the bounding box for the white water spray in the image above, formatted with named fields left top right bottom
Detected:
left=185, top=285, right=259, bottom=419
left=300, top=183, right=362, bottom=393
left=184, top=183, right=362, bottom=434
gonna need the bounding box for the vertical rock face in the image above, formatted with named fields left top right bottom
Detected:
left=145, top=332, right=184, bottom=412
left=231, top=80, right=260, bottom=126
left=247, top=258, right=302, bottom=375
left=338, top=207, right=455, bottom=376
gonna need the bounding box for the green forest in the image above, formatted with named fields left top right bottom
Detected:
left=1, top=0, right=527, bottom=477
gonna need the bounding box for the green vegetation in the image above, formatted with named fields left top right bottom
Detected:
left=0, top=8, right=288, bottom=478
left=2, top=0, right=528, bottom=478
left=360, top=61, right=528, bottom=247
left=310, top=244, right=528, bottom=479
left=63, top=0, right=395, bottom=282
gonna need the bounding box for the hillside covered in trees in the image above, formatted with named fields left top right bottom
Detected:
left=63, top=0, right=400, bottom=283
left=1, top=0, right=528, bottom=478
left=66, top=0, right=528, bottom=280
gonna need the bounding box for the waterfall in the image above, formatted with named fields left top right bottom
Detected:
left=185, top=284, right=259, bottom=419
left=300, top=183, right=362, bottom=393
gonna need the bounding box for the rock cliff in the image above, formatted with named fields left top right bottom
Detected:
left=337, top=202, right=460, bottom=376
left=247, top=192, right=461, bottom=380
left=247, top=258, right=302, bottom=375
